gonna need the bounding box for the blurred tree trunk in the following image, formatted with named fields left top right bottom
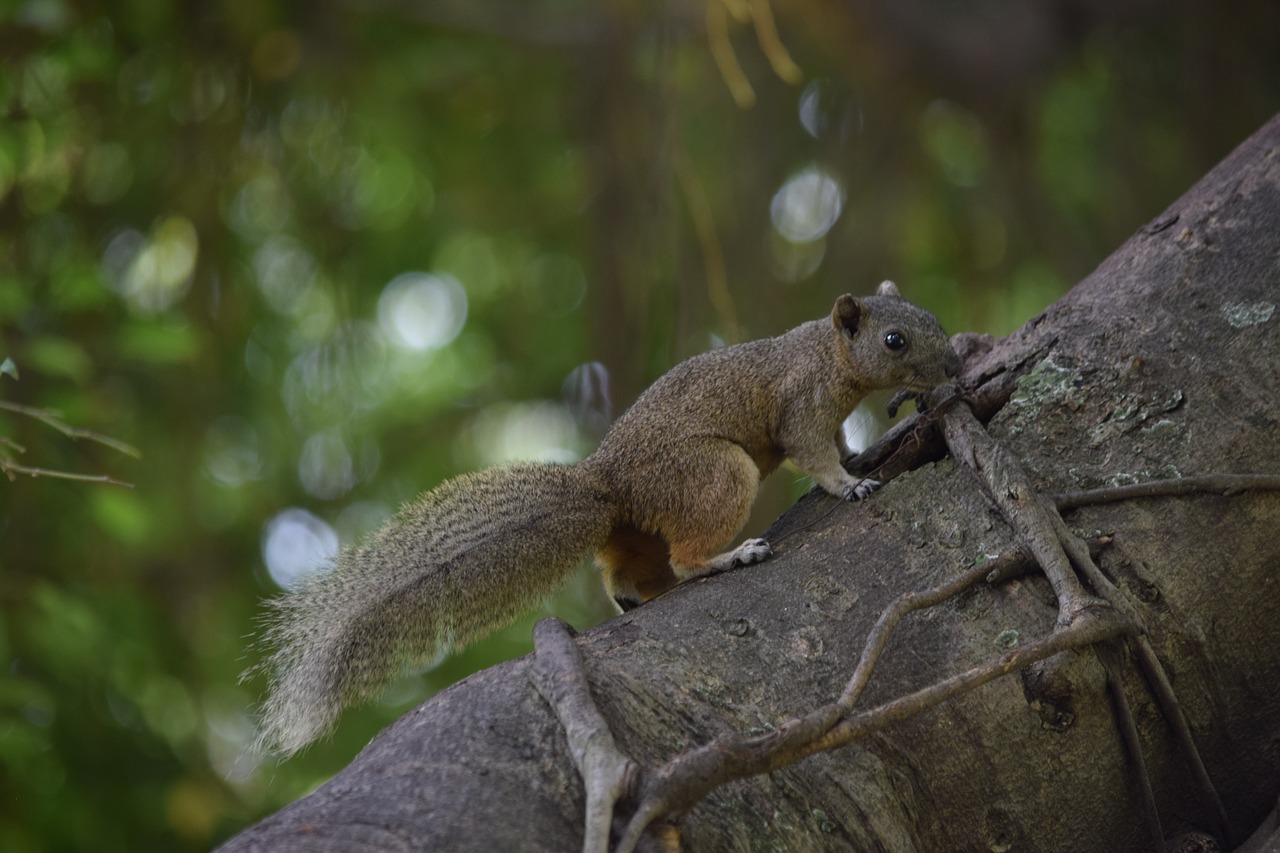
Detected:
left=219, top=115, right=1280, bottom=853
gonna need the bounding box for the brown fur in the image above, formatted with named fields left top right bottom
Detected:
left=251, top=283, right=961, bottom=754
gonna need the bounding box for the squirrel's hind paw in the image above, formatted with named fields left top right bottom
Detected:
left=731, top=537, right=773, bottom=567
left=676, top=538, right=773, bottom=581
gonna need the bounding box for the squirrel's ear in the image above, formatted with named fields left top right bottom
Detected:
left=876, top=280, right=902, bottom=298
left=831, top=294, right=862, bottom=338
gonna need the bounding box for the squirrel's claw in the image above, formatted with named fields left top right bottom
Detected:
left=843, top=478, right=881, bottom=501
left=731, top=538, right=773, bottom=567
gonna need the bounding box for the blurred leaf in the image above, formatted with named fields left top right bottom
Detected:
left=0, top=277, right=30, bottom=321
left=24, top=337, right=92, bottom=382
left=116, top=320, right=200, bottom=364
left=0, top=358, right=17, bottom=379
left=91, top=488, right=152, bottom=546
left=28, top=584, right=104, bottom=675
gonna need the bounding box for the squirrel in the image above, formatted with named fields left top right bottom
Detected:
left=250, top=280, right=961, bottom=755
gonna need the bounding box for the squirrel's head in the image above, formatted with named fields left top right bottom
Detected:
left=830, top=281, right=962, bottom=392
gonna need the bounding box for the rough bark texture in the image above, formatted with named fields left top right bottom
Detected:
left=221, top=115, right=1280, bottom=852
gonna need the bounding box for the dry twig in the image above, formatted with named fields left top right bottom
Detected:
left=0, top=400, right=141, bottom=458
left=0, top=399, right=140, bottom=488
left=1052, top=475, right=1280, bottom=510
left=1098, top=645, right=1164, bottom=851
left=612, top=609, right=1132, bottom=852
left=1050, top=512, right=1233, bottom=840
left=531, top=619, right=640, bottom=853
left=939, top=393, right=1102, bottom=624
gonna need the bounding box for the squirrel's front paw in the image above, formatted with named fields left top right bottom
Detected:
left=842, top=478, right=881, bottom=501
left=732, top=538, right=773, bottom=567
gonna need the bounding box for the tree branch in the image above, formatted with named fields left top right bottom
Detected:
left=0, top=400, right=141, bottom=458
left=1052, top=475, right=1280, bottom=510
left=1, top=460, right=136, bottom=488
left=1098, top=644, right=1163, bottom=852
left=616, top=607, right=1134, bottom=850
left=530, top=619, right=640, bottom=853
left=940, top=395, right=1102, bottom=624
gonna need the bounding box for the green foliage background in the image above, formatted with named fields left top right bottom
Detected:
left=1, top=1, right=1277, bottom=848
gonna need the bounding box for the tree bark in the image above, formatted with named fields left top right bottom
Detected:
left=220, top=114, right=1280, bottom=852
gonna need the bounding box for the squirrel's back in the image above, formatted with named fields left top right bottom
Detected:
left=590, top=320, right=834, bottom=477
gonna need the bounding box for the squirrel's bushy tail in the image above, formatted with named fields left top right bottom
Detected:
left=251, top=462, right=616, bottom=756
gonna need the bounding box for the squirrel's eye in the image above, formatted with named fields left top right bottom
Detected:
left=884, top=331, right=907, bottom=351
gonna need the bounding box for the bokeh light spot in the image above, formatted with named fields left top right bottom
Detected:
left=103, top=216, right=198, bottom=313
left=204, top=417, right=263, bottom=487
left=252, top=235, right=319, bottom=317
left=298, top=428, right=356, bottom=500
left=770, top=165, right=846, bottom=244
left=458, top=401, right=585, bottom=468
left=377, top=272, right=468, bottom=351
left=261, top=508, right=339, bottom=590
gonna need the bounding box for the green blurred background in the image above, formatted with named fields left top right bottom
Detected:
left=1, top=1, right=1277, bottom=849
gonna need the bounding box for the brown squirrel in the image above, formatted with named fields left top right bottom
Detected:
left=251, top=281, right=961, bottom=755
